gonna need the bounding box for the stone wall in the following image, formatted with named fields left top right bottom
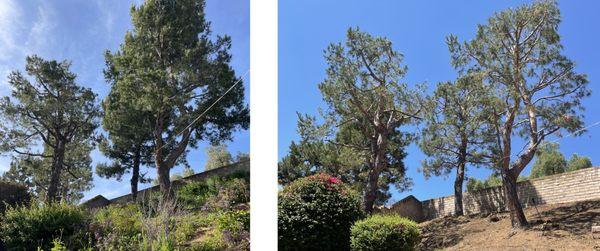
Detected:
left=83, top=160, right=249, bottom=207
left=390, top=167, right=600, bottom=222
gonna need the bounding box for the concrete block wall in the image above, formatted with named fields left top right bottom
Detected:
left=392, top=167, right=600, bottom=221
left=421, top=167, right=600, bottom=220
left=87, top=160, right=250, bottom=206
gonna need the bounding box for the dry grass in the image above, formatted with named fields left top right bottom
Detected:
left=418, top=199, right=600, bottom=250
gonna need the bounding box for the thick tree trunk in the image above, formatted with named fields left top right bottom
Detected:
left=363, top=133, right=386, bottom=214
left=454, top=161, right=465, bottom=216
left=46, top=141, right=65, bottom=202
left=131, top=149, right=141, bottom=201
left=156, top=163, right=173, bottom=201
left=363, top=168, right=380, bottom=213
left=501, top=169, right=528, bottom=227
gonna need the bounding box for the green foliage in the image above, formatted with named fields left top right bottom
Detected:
left=205, top=145, right=234, bottom=171
left=448, top=1, right=591, bottom=225
left=2, top=140, right=94, bottom=204
left=350, top=214, right=420, bottom=251
left=0, top=55, right=100, bottom=201
left=278, top=173, right=364, bottom=250
left=177, top=180, right=218, bottom=209
left=530, top=142, right=567, bottom=178
left=107, top=0, right=249, bottom=194
left=0, top=202, right=91, bottom=250
left=49, top=238, right=67, bottom=251
left=466, top=173, right=502, bottom=192
left=177, top=173, right=249, bottom=210
left=0, top=181, right=30, bottom=213
left=91, top=204, right=143, bottom=250
left=419, top=75, right=494, bottom=178
left=189, top=229, right=227, bottom=251
left=567, top=154, right=592, bottom=172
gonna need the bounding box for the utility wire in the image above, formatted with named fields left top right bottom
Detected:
left=155, top=69, right=250, bottom=153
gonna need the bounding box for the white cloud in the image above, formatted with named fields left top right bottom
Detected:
left=25, top=2, right=57, bottom=56
left=0, top=0, right=24, bottom=61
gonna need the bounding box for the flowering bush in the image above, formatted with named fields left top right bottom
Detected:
left=278, top=173, right=363, bottom=250
left=350, top=214, right=420, bottom=251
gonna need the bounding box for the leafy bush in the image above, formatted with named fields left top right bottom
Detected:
left=177, top=175, right=249, bottom=210
left=0, top=181, right=31, bottom=213
left=278, top=173, right=363, bottom=250
left=350, top=214, right=420, bottom=251
left=90, top=204, right=143, bottom=250
left=177, top=179, right=218, bottom=209
left=0, top=202, right=91, bottom=250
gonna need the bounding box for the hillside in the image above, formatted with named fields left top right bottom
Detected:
left=418, top=199, right=600, bottom=250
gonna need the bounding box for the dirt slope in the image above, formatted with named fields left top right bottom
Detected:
left=418, top=199, right=600, bottom=250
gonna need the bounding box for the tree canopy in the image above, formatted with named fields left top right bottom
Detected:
left=106, top=0, right=249, bottom=198
left=419, top=74, right=495, bottom=215
left=447, top=0, right=590, bottom=227
left=280, top=27, right=423, bottom=212
left=0, top=55, right=100, bottom=202
left=205, top=144, right=234, bottom=171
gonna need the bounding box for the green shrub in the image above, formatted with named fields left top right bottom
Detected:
left=278, top=173, right=363, bottom=251
left=0, top=202, right=91, bottom=250
left=0, top=181, right=31, bottom=213
left=90, top=204, right=143, bottom=250
left=189, top=229, right=227, bottom=251
left=350, top=214, right=420, bottom=251
left=177, top=180, right=218, bottom=209
left=177, top=175, right=249, bottom=211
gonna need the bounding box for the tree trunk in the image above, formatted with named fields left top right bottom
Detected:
left=363, top=168, right=380, bottom=213
left=46, top=141, right=65, bottom=202
left=130, top=149, right=141, bottom=201
left=455, top=136, right=468, bottom=216
left=156, top=162, right=173, bottom=201
left=454, top=161, right=465, bottom=216
left=501, top=169, right=528, bottom=227
left=363, top=133, right=386, bottom=214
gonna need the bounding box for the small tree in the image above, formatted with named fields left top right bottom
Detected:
left=0, top=55, right=100, bottom=202
left=205, top=145, right=233, bottom=171
left=106, top=0, right=249, bottom=199
left=96, top=56, right=156, bottom=200
left=567, top=153, right=592, bottom=171
left=529, top=142, right=567, bottom=178
left=447, top=0, right=590, bottom=227
left=419, top=75, right=495, bottom=216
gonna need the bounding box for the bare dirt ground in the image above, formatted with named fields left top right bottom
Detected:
left=418, top=199, right=600, bottom=250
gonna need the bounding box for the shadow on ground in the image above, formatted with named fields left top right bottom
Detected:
left=528, top=200, right=600, bottom=237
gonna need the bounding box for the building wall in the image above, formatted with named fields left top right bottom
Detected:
left=420, top=167, right=600, bottom=220
left=379, top=196, right=424, bottom=222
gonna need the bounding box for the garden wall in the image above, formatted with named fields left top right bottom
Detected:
left=82, top=160, right=249, bottom=208
left=388, top=167, right=600, bottom=222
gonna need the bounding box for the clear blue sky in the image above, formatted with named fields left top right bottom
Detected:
left=279, top=0, right=600, bottom=204
left=0, top=0, right=249, bottom=201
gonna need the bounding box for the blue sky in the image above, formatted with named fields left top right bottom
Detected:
left=0, top=0, right=249, bottom=201
left=279, top=0, right=600, bottom=204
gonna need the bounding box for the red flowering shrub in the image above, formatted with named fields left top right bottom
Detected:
left=278, top=173, right=363, bottom=251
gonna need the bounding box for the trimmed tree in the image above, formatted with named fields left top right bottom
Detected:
left=419, top=74, right=495, bottom=216
left=0, top=55, right=100, bottom=202
left=313, top=27, right=423, bottom=213
left=447, top=0, right=590, bottom=227
left=106, top=0, right=249, bottom=199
